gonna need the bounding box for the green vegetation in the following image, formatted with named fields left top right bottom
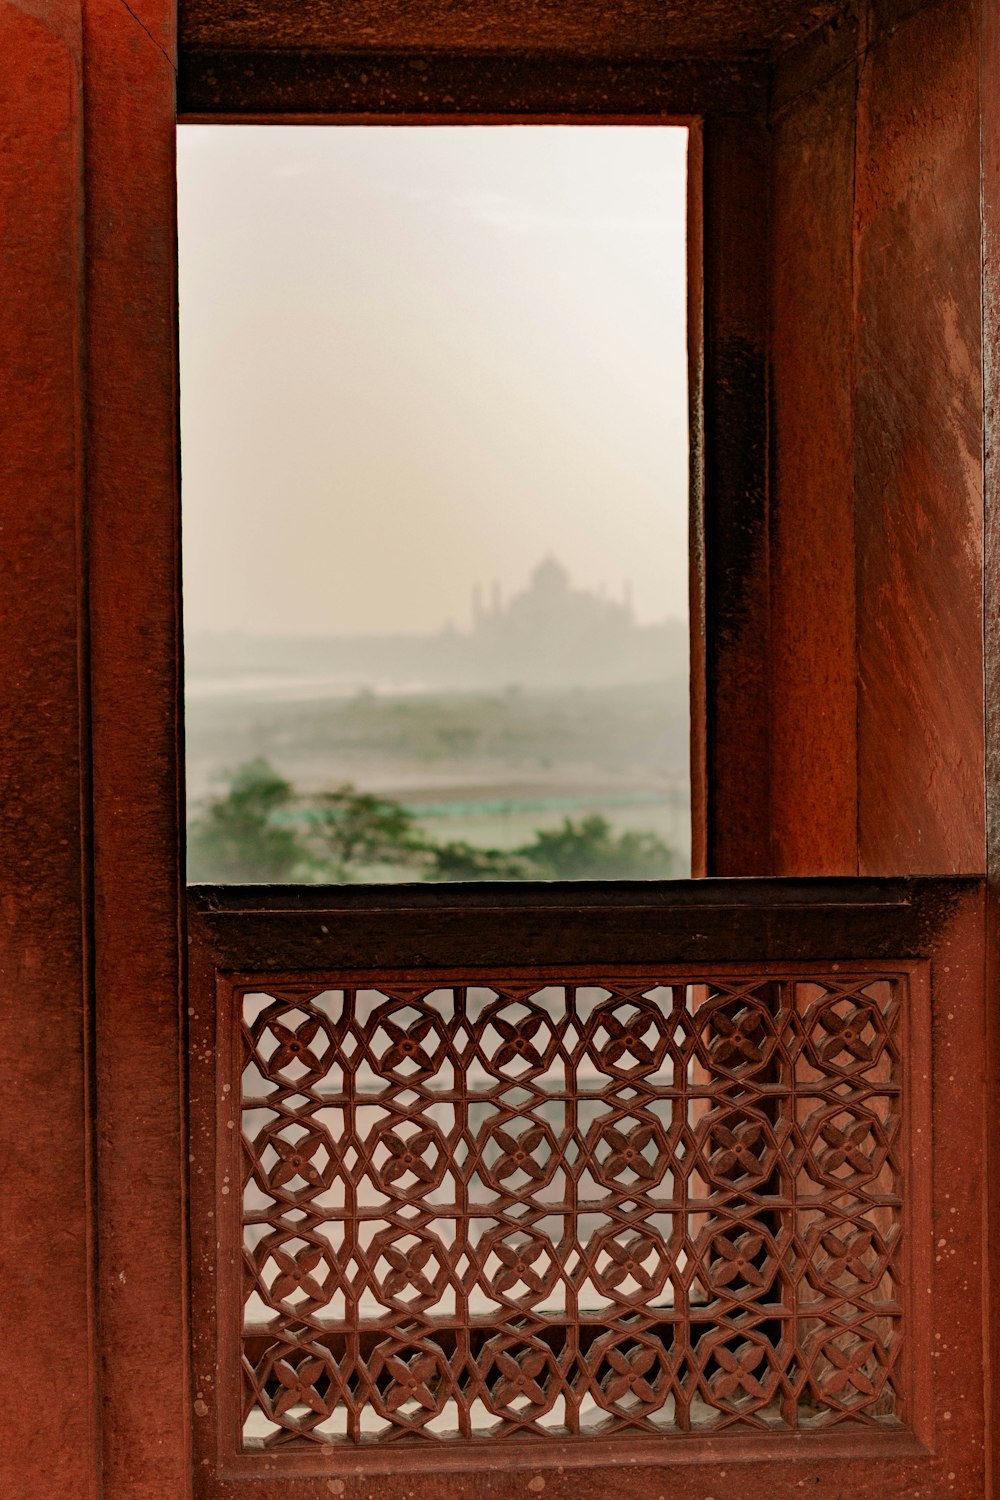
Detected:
left=187, top=758, right=678, bottom=884
left=525, top=815, right=676, bottom=880
left=187, top=758, right=307, bottom=882
left=423, top=840, right=537, bottom=882
left=306, top=785, right=427, bottom=880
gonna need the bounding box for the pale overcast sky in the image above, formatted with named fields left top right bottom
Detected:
left=178, top=125, right=689, bottom=637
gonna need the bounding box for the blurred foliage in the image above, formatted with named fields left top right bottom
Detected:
left=187, top=759, right=677, bottom=884
left=424, top=840, right=537, bottom=882
left=523, top=815, right=677, bottom=880
left=305, top=785, right=427, bottom=881
left=186, top=758, right=308, bottom=882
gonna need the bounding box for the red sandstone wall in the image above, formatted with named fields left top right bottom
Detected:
left=769, top=31, right=859, bottom=875
left=0, top=0, right=188, bottom=1495
left=712, top=0, right=987, bottom=877
left=853, top=0, right=984, bottom=875
left=0, top=3, right=96, bottom=1493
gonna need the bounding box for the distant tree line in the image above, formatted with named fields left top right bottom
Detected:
left=187, top=758, right=678, bottom=883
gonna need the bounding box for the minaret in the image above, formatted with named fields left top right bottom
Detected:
left=472, top=584, right=483, bottom=632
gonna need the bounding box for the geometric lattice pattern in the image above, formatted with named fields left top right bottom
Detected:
left=238, top=974, right=905, bottom=1448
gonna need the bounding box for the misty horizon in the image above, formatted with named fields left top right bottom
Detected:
left=186, top=554, right=688, bottom=701
left=186, top=554, right=686, bottom=644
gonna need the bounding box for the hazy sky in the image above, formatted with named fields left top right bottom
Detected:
left=178, top=125, right=689, bottom=637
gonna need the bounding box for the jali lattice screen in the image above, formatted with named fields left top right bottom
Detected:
left=233, top=971, right=909, bottom=1448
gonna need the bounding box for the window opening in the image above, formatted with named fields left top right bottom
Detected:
left=179, top=125, right=690, bottom=882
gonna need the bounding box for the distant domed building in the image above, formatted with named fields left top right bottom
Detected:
left=474, top=555, right=632, bottom=638
left=525, top=555, right=571, bottom=600
left=467, top=557, right=678, bottom=687
left=189, top=557, right=685, bottom=695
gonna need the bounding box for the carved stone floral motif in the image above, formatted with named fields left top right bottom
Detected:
left=238, top=975, right=905, bottom=1447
